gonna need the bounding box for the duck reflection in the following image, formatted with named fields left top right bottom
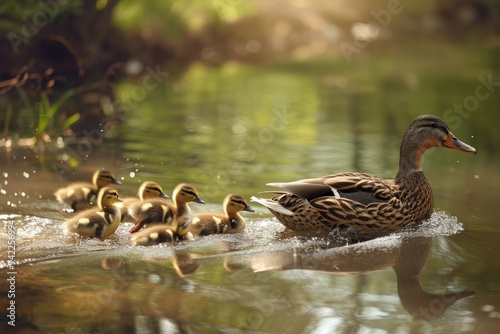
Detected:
left=89, top=235, right=474, bottom=333
left=241, top=236, right=474, bottom=321
left=173, top=235, right=474, bottom=322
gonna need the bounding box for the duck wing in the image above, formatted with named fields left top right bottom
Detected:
left=268, top=173, right=395, bottom=206
left=323, top=172, right=396, bottom=205
left=267, top=175, right=338, bottom=200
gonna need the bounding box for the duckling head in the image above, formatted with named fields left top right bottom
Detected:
left=93, top=170, right=122, bottom=188
left=224, top=194, right=254, bottom=214
left=173, top=183, right=205, bottom=204
left=97, top=186, right=122, bottom=209
left=138, top=181, right=169, bottom=200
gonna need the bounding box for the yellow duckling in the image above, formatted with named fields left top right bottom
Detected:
left=189, top=194, right=254, bottom=236
left=65, top=187, right=122, bottom=239
left=128, top=183, right=205, bottom=238
left=54, top=169, right=121, bottom=211
left=251, top=115, right=477, bottom=241
left=115, top=181, right=169, bottom=221
left=130, top=225, right=177, bottom=246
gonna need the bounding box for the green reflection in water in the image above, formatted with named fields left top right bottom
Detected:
left=114, top=44, right=499, bottom=209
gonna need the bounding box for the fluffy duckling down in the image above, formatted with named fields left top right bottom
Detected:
left=128, top=183, right=205, bottom=238
left=65, top=187, right=122, bottom=239
left=116, top=181, right=169, bottom=221
left=190, top=194, right=254, bottom=236
left=54, top=169, right=121, bottom=211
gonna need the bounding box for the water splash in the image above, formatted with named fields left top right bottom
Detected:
left=397, top=211, right=464, bottom=238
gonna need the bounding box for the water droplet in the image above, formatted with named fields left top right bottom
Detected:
left=232, top=124, right=247, bottom=134
left=130, top=172, right=136, bottom=178
left=148, top=274, right=161, bottom=284
left=23, top=172, right=29, bottom=178
left=3, top=172, right=8, bottom=178
left=482, top=305, right=495, bottom=312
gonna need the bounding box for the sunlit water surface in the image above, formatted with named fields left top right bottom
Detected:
left=1, top=44, right=500, bottom=333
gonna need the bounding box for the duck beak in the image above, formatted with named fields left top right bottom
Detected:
left=116, top=196, right=124, bottom=202
left=194, top=197, right=205, bottom=204
left=112, top=179, right=122, bottom=185
left=244, top=205, right=255, bottom=212
left=443, top=132, right=477, bottom=154
left=160, top=192, right=170, bottom=199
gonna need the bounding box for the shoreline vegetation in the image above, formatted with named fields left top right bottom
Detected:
left=0, top=0, right=498, bottom=161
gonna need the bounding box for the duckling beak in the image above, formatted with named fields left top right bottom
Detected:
left=160, top=192, right=170, bottom=199
left=116, top=196, right=124, bottom=202
left=112, top=179, right=122, bottom=185
left=442, top=132, right=477, bottom=154
left=244, top=205, right=255, bottom=212
left=194, top=197, right=205, bottom=204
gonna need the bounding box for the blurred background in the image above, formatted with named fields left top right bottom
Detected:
left=1, top=0, right=498, bottom=147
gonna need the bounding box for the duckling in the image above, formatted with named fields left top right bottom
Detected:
left=189, top=194, right=254, bottom=236
left=131, top=225, right=177, bottom=246
left=128, top=183, right=205, bottom=238
left=65, top=187, right=122, bottom=239
left=115, top=181, right=169, bottom=221
left=54, top=169, right=121, bottom=211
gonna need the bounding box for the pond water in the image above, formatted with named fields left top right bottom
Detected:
left=1, top=41, right=500, bottom=333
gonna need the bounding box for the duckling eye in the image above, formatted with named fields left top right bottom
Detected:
left=430, top=123, right=438, bottom=128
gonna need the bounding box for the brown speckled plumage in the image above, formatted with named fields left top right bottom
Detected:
left=252, top=115, right=477, bottom=241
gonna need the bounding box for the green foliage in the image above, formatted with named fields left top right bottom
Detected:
left=113, top=0, right=259, bottom=37
left=14, top=86, right=80, bottom=139
left=0, top=0, right=83, bottom=33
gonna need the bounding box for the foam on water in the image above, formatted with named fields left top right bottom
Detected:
left=396, top=211, right=464, bottom=238
left=0, top=205, right=465, bottom=269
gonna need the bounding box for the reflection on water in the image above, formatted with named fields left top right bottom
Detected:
left=0, top=212, right=479, bottom=333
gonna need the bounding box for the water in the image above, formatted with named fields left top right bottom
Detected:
left=1, top=42, right=500, bottom=333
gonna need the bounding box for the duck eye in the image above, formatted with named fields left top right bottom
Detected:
left=430, top=123, right=438, bottom=128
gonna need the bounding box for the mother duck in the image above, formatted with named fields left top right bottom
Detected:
left=251, top=115, right=477, bottom=241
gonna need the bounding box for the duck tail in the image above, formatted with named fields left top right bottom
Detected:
left=250, top=196, right=294, bottom=216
